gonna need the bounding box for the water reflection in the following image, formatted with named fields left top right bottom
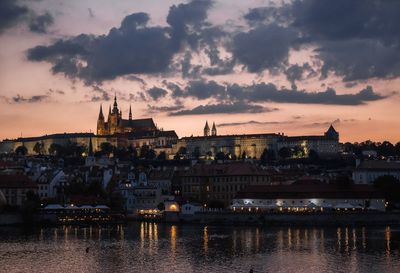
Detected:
left=0, top=224, right=399, bottom=273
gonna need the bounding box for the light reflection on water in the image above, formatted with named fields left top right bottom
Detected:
left=0, top=223, right=399, bottom=273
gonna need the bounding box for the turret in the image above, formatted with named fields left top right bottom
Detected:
left=211, top=122, right=217, bottom=136
left=204, top=121, right=210, bottom=137
left=325, top=124, right=339, bottom=140
left=112, top=94, right=118, bottom=114
left=97, top=104, right=105, bottom=135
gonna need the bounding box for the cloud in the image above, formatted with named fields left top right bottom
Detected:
left=167, top=79, right=387, bottom=106
left=147, top=101, right=184, bottom=114
left=169, top=101, right=272, bottom=116
left=0, top=0, right=28, bottom=32
left=26, top=0, right=214, bottom=84
left=284, top=63, right=316, bottom=85
left=218, top=120, right=294, bottom=128
left=11, top=94, right=50, bottom=103
left=232, top=24, right=298, bottom=73
left=90, top=85, right=111, bottom=101
left=29, top=12, right=53, bottom=33
left=147, top=87, right=168, bottom=101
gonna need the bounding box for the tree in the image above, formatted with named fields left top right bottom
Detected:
left=157, top=151, right=167, bottom=161
left=215, top=151, right=225, bottom=161
left=192, top=146, right=201, bottom=159
left=15, top=145, right=27, bottom=156
left=308, top=149, right=319, bottom=162
left=174, top=146, right=187, bottom=160
left=49, top=143, right=63, bottom=156
left=100, top=142, right=114, bottom=156
left=260, top=148, right=275, bottom=165
left=146, top=149, right=156, bottom=160
left=33, top=142, right=44, bottom=155
left=278, top=147, right=291, bottom=159
left=373, top=175, right=400, bottom=207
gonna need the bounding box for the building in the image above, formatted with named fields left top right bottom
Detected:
left=231, top=181, right=386, bottom=212
left=36, top=170, right=68, bottom=200
left=97, top=95, right=158, bottom=136
left=176, top=162, right=274, bottom=207
left=173, top=124, right=339, bottom=160
left=277, top=125, right=340, bottom=158
left=174, top=132, right=281, bottom=159
left=353, top=161, right=400, bottom=184
left=0, top=174, right=38, bottom=207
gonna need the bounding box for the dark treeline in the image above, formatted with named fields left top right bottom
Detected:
left=343, top=140, right=400, bottom=157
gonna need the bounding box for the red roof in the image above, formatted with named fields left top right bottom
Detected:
left=0, top=175, right=37, bottom=189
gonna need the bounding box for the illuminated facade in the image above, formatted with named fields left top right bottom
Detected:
left=97, top=95, right=157, bottom=136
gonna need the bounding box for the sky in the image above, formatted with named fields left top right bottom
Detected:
left=0, top=0, right=399, bottom=143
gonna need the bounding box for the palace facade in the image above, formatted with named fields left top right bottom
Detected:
left=0, top=98, right=340, bottom=158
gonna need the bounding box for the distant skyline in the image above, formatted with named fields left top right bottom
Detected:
left=1, top=0, right=399, bottom=143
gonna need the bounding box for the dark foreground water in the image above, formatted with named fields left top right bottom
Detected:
left=0, top=223, right=399, bottom=273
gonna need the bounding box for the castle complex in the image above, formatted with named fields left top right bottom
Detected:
left=0, top=97, right=340, bottom=159
left=97, top=96, right=157, bottom=136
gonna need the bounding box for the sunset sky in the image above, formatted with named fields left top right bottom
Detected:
left=1, top=0, right=399, bottom=143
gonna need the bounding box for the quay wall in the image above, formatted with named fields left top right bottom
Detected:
left=175, top=212, right=400, bottom=226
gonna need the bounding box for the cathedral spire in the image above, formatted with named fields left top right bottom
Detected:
left=112, top=93, right=118, bottom=113
left=88, top=137, right=93, bottom=156
left=204, top=121, right=210, bottom=137
left=211, top=122, right=217, bottom=136
left=98, top=104, right=104, bottom=120
left=129, top=104, right=132, bottom=120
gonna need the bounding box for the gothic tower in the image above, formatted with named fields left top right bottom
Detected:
left=109, top=95, right=120, bottom=135
left=96, top=104, right=105, bottom=135
left=211, top=122, right=217, bottom=136
left=204, top=121, right=210, bottom=137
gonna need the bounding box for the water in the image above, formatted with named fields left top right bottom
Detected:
left=0, top=223, right=399, bottom=273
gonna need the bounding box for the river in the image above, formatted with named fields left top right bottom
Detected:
left=0, top=223, right=399, bottom=273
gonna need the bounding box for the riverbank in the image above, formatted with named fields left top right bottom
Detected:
left=163, top=211, right=400, bottom=226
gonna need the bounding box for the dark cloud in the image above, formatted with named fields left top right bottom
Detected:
left=27, top=0, right=214, bottom=84
left=147, top=101, right=184, bottom=114
left=232, top=24, right=298, bottom=73
left=0, top=0, right=28, bottom=32
left=167, top=79, right=386, bottom=106
left=47, top=88, right=65, bottom=95
left=317, top=39, right=400, bottom=81
left=147, top=87, right=168, bottom=101
left=11, top=94, right=49, bottom=103
left=29, top=12, right=53, bottom=33
left=232, top=84, right=385, bottom=105
left=218, top=120, right=294, bottom=128
left=91, top=85, right=111, bottom=101
left=27, top=13, right=175, bottom=83
left=167, top=0, right=213, bottom=49
left=284, top=62, right=316, bottom=85
left=169, top=102, right=271, bottom=116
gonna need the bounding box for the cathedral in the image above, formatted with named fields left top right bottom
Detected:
left=97, top=96, right=158, bottom=136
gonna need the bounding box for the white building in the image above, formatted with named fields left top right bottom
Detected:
left=37, top=170, right=68, bottom=200
left=353, top=161, right=400, bottom=184
left=231, top=183, right=386, bottom=212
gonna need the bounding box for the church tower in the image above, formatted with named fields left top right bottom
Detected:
left=211, top=122, right=217, bottom=136
left=109, top=95, right=120, bottom=135
left=129, top=105, right=132, bottom=120
left=96, top=104, right=105, bottom=135
left=204, top=121, right=210, bottom=137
